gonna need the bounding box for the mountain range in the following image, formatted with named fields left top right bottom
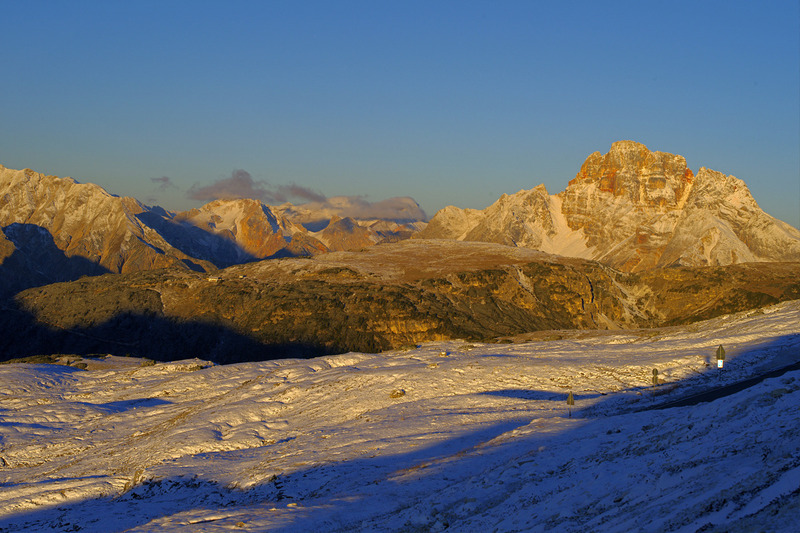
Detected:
left=0, top=164, right=423, bottom=297
left=2, top=142, right=800, bottom=361
left=3, top=141, right=799, bottom=295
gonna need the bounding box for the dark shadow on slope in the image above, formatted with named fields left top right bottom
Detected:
left=180, top=258, right=207, bottom=273
left=300, top=219, right=331, bottom=232
left=86, top=398, right=173, bottom=414
left=0, top=302, right=344, bottom=364
left=0, top=223, right=110, bottom=299
left=0, top=475, right=110, bottom=492
left=0, top=421, right=54, bottom=431
left=0, top=420, right=535, bottom=532
left=135, top=212, right=257, bottom=269
left=647, top=337, right=800, bottom=411
left=574, top=333, right=800, bottom=418
left=1, top=334, right=799, bottom=532
left=479, top=389, right=606, bottom=401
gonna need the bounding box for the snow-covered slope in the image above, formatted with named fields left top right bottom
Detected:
left=419, top=141, right=800, bottom=272
left=1, top=301, right=799, bottom=532
left=420, top=186, right=590, bottom=258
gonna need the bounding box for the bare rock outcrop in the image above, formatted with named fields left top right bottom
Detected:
left=175, top=198, right=328, bottom=260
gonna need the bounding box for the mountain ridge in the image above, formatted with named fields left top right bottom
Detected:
left=0, top=165, right=216, bottom=286
left=3, top=140, right=799, bottom=298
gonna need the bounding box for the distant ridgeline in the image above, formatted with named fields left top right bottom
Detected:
left=0, top=164, right=425, bottom=299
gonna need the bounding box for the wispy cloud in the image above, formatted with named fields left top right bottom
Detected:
left=277, top=184, right=326, bottom=203
left=151, top=176, right=177, bottom=191
left=187, top=170, right=326, bottom=204
left=185, top=171, right=425, bottom=221
left=294, top=196, right=428, bottom=222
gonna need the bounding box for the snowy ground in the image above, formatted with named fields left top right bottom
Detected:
left=1, top=301, right=799, bottom=532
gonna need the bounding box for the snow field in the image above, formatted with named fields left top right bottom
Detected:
left=0, top=300, right=799, bottom=531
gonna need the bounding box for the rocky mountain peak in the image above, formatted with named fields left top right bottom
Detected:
left=1, top=162, right=434, bottom=298
left=565, top=140, right=694, bottom=209
left=420, top=141, right=800, bottom=271
left=0, top=165, right=218, bottom=296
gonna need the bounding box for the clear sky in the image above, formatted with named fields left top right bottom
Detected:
left=2, top=1, right=799, bottom=226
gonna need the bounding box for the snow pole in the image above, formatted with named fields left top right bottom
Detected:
left=716, top=345, right=726, bottom=369
left=567, top=390, right=574, bottom=418
left=652, top=368, right=658, bottom=402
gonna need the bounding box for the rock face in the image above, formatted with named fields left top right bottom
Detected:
left=2, top=240, right=798, bottom=363
left=419, top=141, right=800, bottom=271
left=561, top=141, right=695, bottom=270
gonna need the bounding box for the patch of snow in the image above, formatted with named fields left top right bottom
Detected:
left=540, top=194, right=591, bottom=259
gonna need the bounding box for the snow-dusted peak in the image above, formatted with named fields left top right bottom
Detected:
left=174, top=197, right=322, bottom=259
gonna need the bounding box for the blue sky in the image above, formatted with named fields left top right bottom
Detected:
left=2, top=1, right=799, bottom=226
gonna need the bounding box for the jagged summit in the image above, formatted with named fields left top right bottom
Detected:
left=566, top=140, right=694, bottom=207
left=174, top=198, right=326, bottom=260
left=419, top=141, right=800, bottom=271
